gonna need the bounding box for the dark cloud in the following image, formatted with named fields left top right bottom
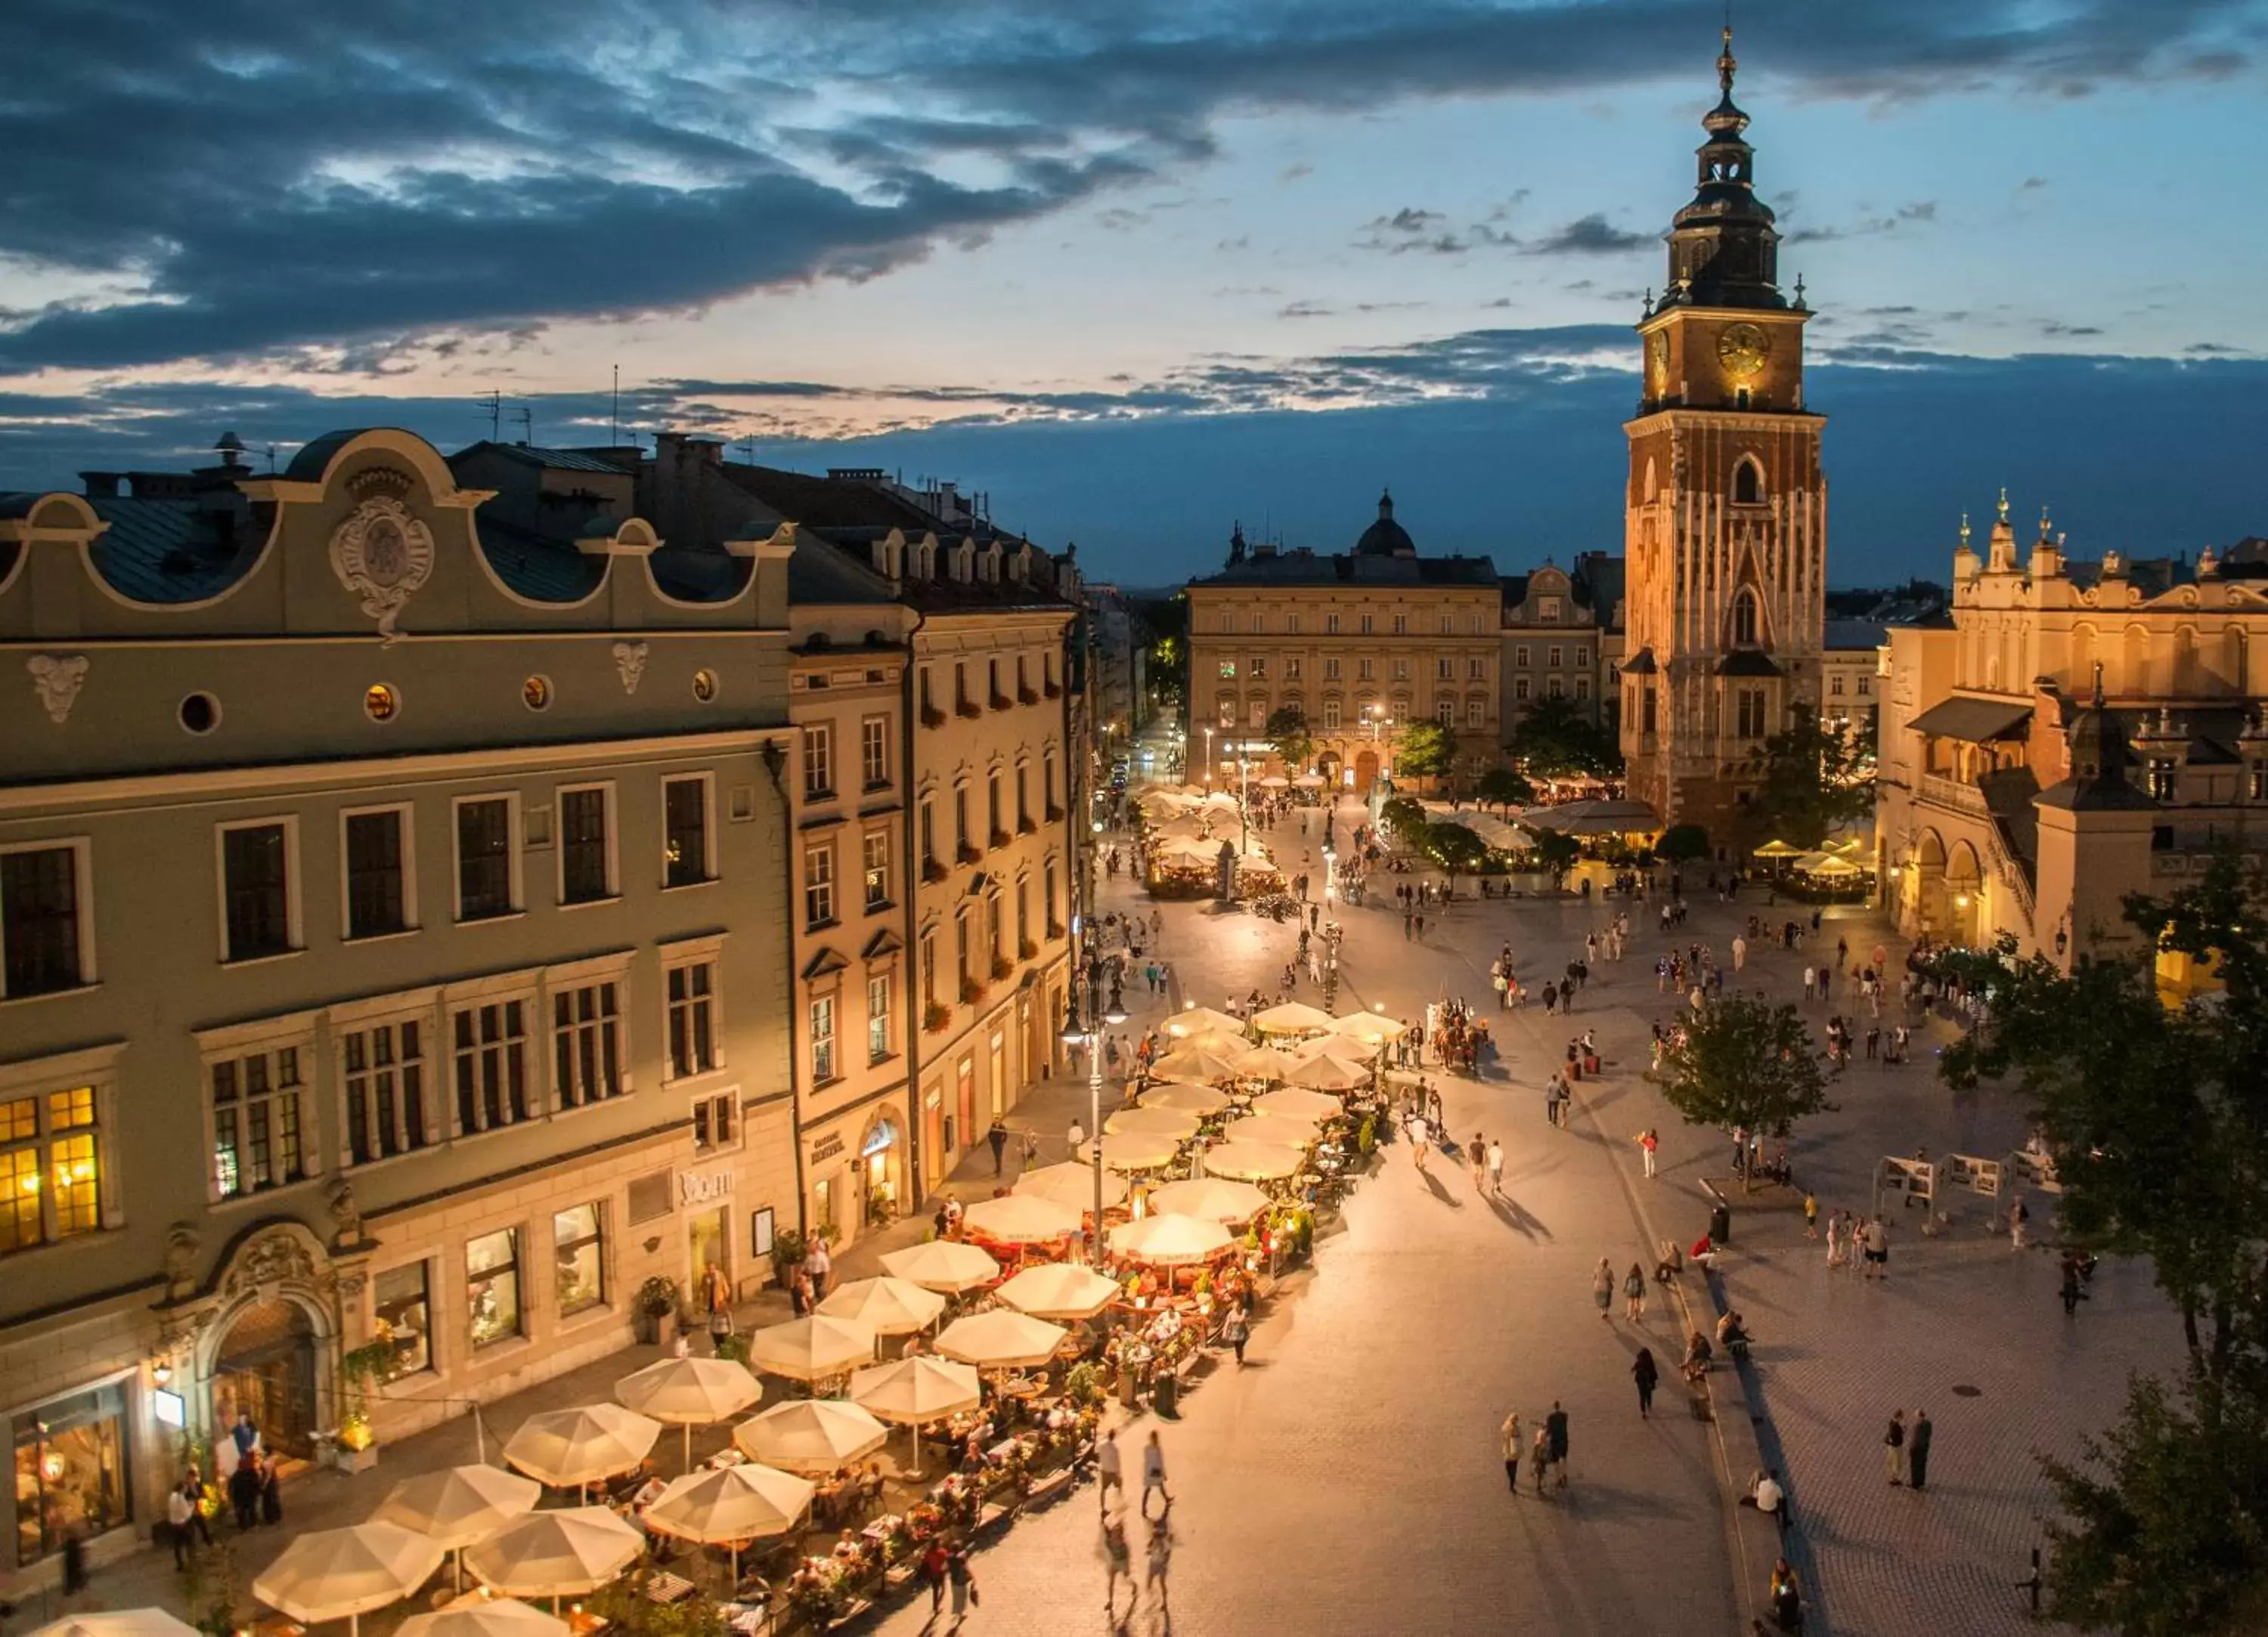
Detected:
left=1786, top=200, right=1939, bottom=244
left=1522, top=213, right=1653, bottom=255
left=2021, top=176, right=2051, bottom=190
left=2040, top=320, right=2106, bottom=337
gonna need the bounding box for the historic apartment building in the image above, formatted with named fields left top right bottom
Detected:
left=1620, top=30, right=1827, bottom=846
left=1500, top=552, right=1628, bottom=731
left=0, top=429, right=800, bottom=1589
left=1184, top=500, right=1503, bottom=791
left=1877, top=506, right=2268, bottom=986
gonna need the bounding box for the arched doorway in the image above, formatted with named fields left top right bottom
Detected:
left=1906, top=828, right=1947, bottom=936
left=860, top=1116, right=903, bottom=1229
left=1944, top=841, right=1983, bottom=946
left=1353, top=750, right=1380, bottom=793
left=1315, top=750, right=1342, bottom=788
left=210, top=1298, right=320, bottom=1462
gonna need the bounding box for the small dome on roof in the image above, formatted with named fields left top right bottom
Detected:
left=1355, top=489, right=1416, bottom=557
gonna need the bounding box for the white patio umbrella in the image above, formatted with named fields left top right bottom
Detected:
left=850, top=1357, right=983, bottom=1477
left=733, top=1398, right=891, bottom=1475
left=1109, top=1212, right=1235, bottom=1267
left=615, top=1356, right=763, bottom=1469
left=1278, top=1053, right=1368, bottom=1091
left=1252, top=1001, right=1337, bottom=1037
left=1140, top=1082, right=1230, bottom=1116
left=1225, top=1112, right=1324, bottom=1150
left=33, top=1614, right=203, bottom=1637
left=1105, top=1104, right=1201, bottom=1141
left=1166, top=1006, right=1248, bottom=1041
left=1254, top=1085, right=1351, bottom=1121
left=1330, top=1010, right=1402, bottom=1047
left=818, top=1275, right=948, bottom=1336
left=1298, top=1032, right=1379, bottom=1072
left=934, top=1309, right=1070, bottom=1370
left=1076, top=1134, right=1182, bottom=1173
left=642, top=1462, right=815, bottom=1587
left=1148, top=1177, right=1272, bottom=1224
left=464, top=1508, right=643, bottom=1607
left=960, top=1192, right=1084, bottom=1245
left=1256, top=774, right=1290, bottom=788
left=1015, top=1159, right=1129, bottom=1210
left=1204, top=1139, right=1306, bottom=1182
left=373, top=1464, right=541, bottom=1590
left=502, top=1405, right=660, bottom=1494
left=880, top=1239, right=1002, bottom=1293
left=253, top=1522, right=445, bottom=1637
left=745, top=1314, right=876, bottom=1383
left=395, top=1598, right=567, bottom=1637
left=1233, top=1044, right=1302, bottom=1082
left=1150, top=1043, right=1251, bottom=1085
left=993, top=1262, right=1122, bottom=1321
left=1199, top=791, right=1240, bottom=811
left=1291, top=772, right=1327, bottom=788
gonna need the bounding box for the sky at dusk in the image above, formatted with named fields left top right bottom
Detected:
left=1, top=0, right=2262, bottom=586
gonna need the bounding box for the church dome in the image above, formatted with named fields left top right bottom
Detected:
left=1355, top=489, right=1416, bottom=557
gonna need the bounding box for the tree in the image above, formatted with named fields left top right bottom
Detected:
left=1378, top=794, right=1426, bottom=840
left=1656, top=823, right=1712, bottom=864
left=1748, top=703, right=1874, bottom=847
left=1533, top=829, right=1582, bottom=886
left=1509, top=693, right=1623, bottom=780
left=1395, top=719, right=1455, bottom=785
left=1424, top=821, right=1489, bottom=889
left=1476, top=766, right=1535, bottom=812
left=1264, top=704, right=1312, bottom=775
left=1655, top=995, right=1835, bottom=1192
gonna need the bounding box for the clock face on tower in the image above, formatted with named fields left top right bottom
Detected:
left=1716, top=322, right=1771, bottom=381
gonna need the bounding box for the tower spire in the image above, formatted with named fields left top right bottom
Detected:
left=1718, top=23, right=1737, bottom=96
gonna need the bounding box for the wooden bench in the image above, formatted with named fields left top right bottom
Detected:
left=1023, top=1468, right=1075, bottom=1509
left=975, top=1500, right=1012, bottom=1532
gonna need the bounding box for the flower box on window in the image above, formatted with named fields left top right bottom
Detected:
left=921, top=705, right=947, bottom=729
left=990, top=953, right=1013, bottom=981
left=1018, top=939, right=1039, bottom=961
left=956, top=843, right=981, bottom=866
left=924, top=1001, right=953, bottom=1034
left=960, top=976, right=987, bottom=1007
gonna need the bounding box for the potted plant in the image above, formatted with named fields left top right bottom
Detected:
left=924, top=1000, right=953, bottom=1034
left=635, top=1275, right=680, bottom=1347
left=335, top=1341, right=393, bottom=1472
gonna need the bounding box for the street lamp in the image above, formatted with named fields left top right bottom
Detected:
left=1203, top=726, right=1215, bottom=792
left=1059, top=961, right=1129, bottom=1265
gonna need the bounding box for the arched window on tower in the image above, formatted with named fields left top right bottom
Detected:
left=1732, top=458, right=1764, bottom=505
left=1732, top=589, right=1761, bottom=647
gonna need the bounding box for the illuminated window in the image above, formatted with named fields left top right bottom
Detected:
left=0, top=1086, right=104, bottom=1255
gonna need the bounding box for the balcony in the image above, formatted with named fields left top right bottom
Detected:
left=1918, top=774, right=1990, bottom=816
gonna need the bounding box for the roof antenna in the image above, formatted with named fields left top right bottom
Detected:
left=483, top=389, right=501, bottom=441
left=515, top=406, right=534, bottom=447
left=739, top=435, right=757, bottom=466
left=611, top=365, right=620, bottom=448
left=262, top=444, right=278, bottom=474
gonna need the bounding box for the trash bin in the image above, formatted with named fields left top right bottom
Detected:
left=1709, top=1199, right=1732, bottom=1244
left=1153, top=1370, right=1179, bottom=1418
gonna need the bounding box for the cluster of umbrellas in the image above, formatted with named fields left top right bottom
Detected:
left=1754, top=836, right=1870, bottom=878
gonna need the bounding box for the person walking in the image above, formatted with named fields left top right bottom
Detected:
left=1410, top=1112, right=1430, bottom=1174
left=2009, top=1196, right=2029, bottom=1250
left=1220, top=1304, right=1248, bottom=1366
left=1623, top=1262, right=1647, bottom=1322
left=1908, top=1409, right=1933, bottom=1491
left=922, top=1537, right=952, bottom=1616
left=1095, top=1429, right=1123, bottom=1509
left=1144, top=1513, right=1176, bottom=1611
left=1824, top=1209, right=1845, bottom=1270
left=1486, top=1137, right=1505, bottom=1198
left=1545, top=1401, right=1569, bottom=1491
left=166, top=1481, right=197, bottom=1569
left=228, top=1450, right=260, bottom=1531
left=987, top=1116, right=1009, bottom=1175
left=1470, top=1133, right=1488, bottom=1195
left=1803, top=1191, right=1819, bottom=1240
left=1500, top=1410, right=1523, bottom=1493
left=804, top=1235, right=832, bottom=1301
left=1100, top=1511, right=1133, bottom=1616
left=1862, top=1214, right=1890, bottom=1280
left=1139, top=1430, right=1172, bottom=1518
left=1529, top=1425, right=1551, bottom=1495
left=1632, top=1347, right=1659, bottom=1417
left=1593, top=1258, right=1615, bottom=1321
left=1637, top=1128, right=1659, bottom=1179
left=1884, top=1409, right=1907, bottom=1485
left=259, top=1451, right=284, bottom=1527
left=946, top=1540, right=977, bottom=1626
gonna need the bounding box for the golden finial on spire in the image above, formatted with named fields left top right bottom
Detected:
left=1959, top=512, right=1972, bottom=549
left=1997, top=486, right=2010, bottom=524
left=1718, top=23, right=1737, bottom=94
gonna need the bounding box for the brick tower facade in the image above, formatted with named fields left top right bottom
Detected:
left=1619, top=29, right=1826, bottom=849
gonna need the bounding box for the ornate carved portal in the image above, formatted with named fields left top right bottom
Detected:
left=159, top=1223, right=345, bottom=1456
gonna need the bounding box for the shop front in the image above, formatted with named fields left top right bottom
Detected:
left=11, top=1379, right=132, bottom=1577
left=803, top=1105, right=907, bottom=1251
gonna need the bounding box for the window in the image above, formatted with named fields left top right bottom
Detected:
left=1043, top=856, right=1061, bottom=934
left=1546, top=676, right=1564, bottom=698
left=868, top=973, right=893, bottom=1060
left=1576, top=676, right=1591, bottom=701
left=803, top=726, right=833, bottom=798
left=805, top=843, right=836, bottom=927
left=2149, top=760, right=2177, bottom=800
left=1217, top=661, right=1236, bottom=680
left=552, top=979, right=623, bottom=1109
left=1249, top=657, right=1267, bottom=681
left=954, top=787, right=971, bottom=855
left=1393, top=614, right=1408, bottom=635
left=342, top=809, right=411, bottom=940
left=1287, top=614, right=1302, bottom=635
left=1548, top=645, right=1563, bottom=669
left=1391, top=660, right=1408, bottom=682
left=1015, top=764, right=1030, bottom=831
left=454, top=797, right=517, bottom=921
left=1516, top=645, right=1530, bottom=667
left=1436, top=658, right=1453, bottom=681
left=861, top=716, right=889, bottom=788
left=918, top=666, right=936, bottom=718
left=1642, top=686, right=1658, bottom=733
left=2, top=841, right=90, bottom=998
left=954, top=661, right=971, bottom=710
left=1468, top=658, right=1486, bottom=680
left=1249, top=699, right=1266, bottom=728
left=1830, top=673, right=1846, bottom=696
left=987, top=773, right=1004, bottom=843
left=210, top=1043, right=307, bottom=1199
left=1357, top=659, right=1374, bottom=682
left=863, top=830, right=891, bottom=911
left=1436, top=698, right=1455, bottom=726
left=920, top=932, right=938, bottom=1006
left=219, top=819, right=295, bottom=962
left=466, top=1229, right=522, bottom=1349
left=1857, top=673, right=1872, bottom=697
left=1324, top=658, right=1341, bottom=681
left=1733, top=590, right=1760, bottom=646
left=372, top=1263, right=431, bottom=1379
left=340, top=1017, right=430, bottom=1166
left=663, top=775, right=711, bottom=887
left=1359, top=614, right=1374, bottom=634
left=0, top=1085, right=105, bottom=1254
left=919, top=799, right=937, bottom=871
left=810, top=996, right=837, bottom=1083
left=450, top=996, right=532, bottom=1134
left=1737, top=688, right=1768, bottom=738
left=12, top=1384, right=127, bottom=1563
left=1322, top=699, right=1342, bottom=730
left=1285, top=658, right=1302, bottom=681
left=1514, top=678, right=1531, bottom=701
left=1734, top=458, right=1764, bottom=505
left=1043, top=751, right=1060, bottom=816
left=1467, top=699, right=1486, bottom=729
left=692, top=1091, right=736, bottom=1153
left=1440, top=615, right=1455, bottom=636
left=1576, top=645, right=1590, bottom=667
left=553, top=1204, right=605, bottom=1317
left=667, top=960, right=717, bottom=1079
left=1539, top=596, right=1562, bottom=620
left=1016, top=879, right=1030, bottom=950
left=1218, top=697, right=1234, bottom=727
left=557, top=785, right=613, bottom=905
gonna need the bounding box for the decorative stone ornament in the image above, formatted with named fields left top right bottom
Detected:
left=27, top=653, right=89, bottom=723
left=613, top=639, right=649, bottom=695
left=328, top=480, right=435, bottom=645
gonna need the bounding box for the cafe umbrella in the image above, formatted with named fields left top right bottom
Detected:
left=934, top=1310, right=1070, bottom=1370
left=959, top=1193, right=1085, bottom=1246
left=395, top=1599, right=569, bottom=1637
left=816, top=1275, right=948, bottom=1337
left=615, top=1355, right=763, bottom=1471
left=373, top=1465, right=541, bottom=1591
left=252, top=1521, right=447, bottom=1637
left=1075, top=1134, right=1182, bottom=1174
left=849, top=1357, right=982, bottom=1478
left=30, top=1618, right=203, bottom=1637
left=1204, top=1140, right=1306, bottom=1183
left=1148, top=1177, right=1272, bottom=1225
left=879, top=1239, right=1002, bottom=1294
left=732, top=1399, right=891, bottom=1475
left=993, top=1262, right=1122, bottom=1321
left=1253, top=1086, right=1348, bottom=1121
left=501, top=1405, right=661, bottom=1496
left=1110, top=1213, right=1235, bottom=1267
left=640, top=1462, right=815, bottom=1589
left=745, top=1315, right=877, bottom=1385
left=1223, top=1112, right=1324, bottom=1151
left=1251, top=1001, right=1337, bottom=1038
left=1014, top=1160, right=1130, bottom=1211
left=1164, top=1006, right=1248, bottom=1041
left=463, top=1508, right=643, bottom=1610
left=1139, top=1082, right=1230, bottom=1117
left=1104, top=1104, right=1203, bottom=1141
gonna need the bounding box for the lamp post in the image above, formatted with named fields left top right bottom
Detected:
left=1238, top=744, right=1250, bottom=852
left=1203, top=726, right=1215, bottom=793
left=1060, top=958, right=1128, bottom=1266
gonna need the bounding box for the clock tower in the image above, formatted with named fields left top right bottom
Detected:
left=1620, top=27, right=1825, bottom=848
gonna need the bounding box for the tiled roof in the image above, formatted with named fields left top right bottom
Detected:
left=1191, top=550, right=1499, bottom=588
left=1823, top=618, right=1888, bottom=651
left=83, top=497, right=258, bottom=605
left=472, top=515, right=607, bottom=603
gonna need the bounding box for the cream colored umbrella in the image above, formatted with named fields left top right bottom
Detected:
left=464, top=1508, right=643, bottom=1605
left=934, top=1309, right=1070, bottom=1369
left=1292, top=772, right=1327, bottom=788
left=31, top=1617, right=202, bottom=1637
left=642, top=1462, right=815, bottom=1587
left=1015, top=1159, right=1129, bottom=1209
left=1105, top=1104, right=1201, bottom=1141
left=849, top=1357, right=983, bottom=1477
left=745, top=1315, right=876, bottom=1383
left=1254, top=1085, right=1350, bottom=1120
left=1330, top=1010, right=1402, bottom=1047
left=1167, top=1006, right=1249, bottom=1040
left=1278, top=1052, right=1369, bottom=1090
left=960, top=1192, right=1084, bottom=1245
left=374, top=1465, right=541, bottom=1590
left=395, top=1599, right=567, bottom=1637
left=1252, top=1001, right=1337, bottom=1037
left=880, top=1239, right=1002, bottom=1293
left=1298, top=1032, right=1379, bottom=1072
left=253, top=1522, right=445, bottom=1637
left=1223, top=1112, right=1321, bottom=1150
left=1204, top=1139, right=1306, bottom=1182
left=1150, top=1042, right=1251, bottom=1085
left=1233, top=1044, right=1303, bottom=1082
left=502, top=1404, right=661, bottom=1492
left=1141, top=1082, right=1230, bottom=1116
left=993, top=1262, right=1122, bottom=1321
left=1110, top=1212, right=1235, bottom=1266
left=818, top=1275, right=948, bottom=1336
left=1257, top=774, right=1290, bottom=788
left=1076, top=1134, right=1182, bottom=1173
left=615, top=1356, right=762, bottom=1470
left=733, top=1399, right=891, bottom=1475
left=1148, top=1177, right=1272, bottom=1224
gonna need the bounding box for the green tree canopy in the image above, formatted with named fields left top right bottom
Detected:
left=1423, top=821, right=1489, bottom=887
left=1264, top=704, right=1312, bottom=774
left=1395, top=719, right=1455, bottom=784
left=1655, top=995, right=1834, bottom=1192
left=1655, top=822, right=1712, bottom=863
left=1532, top=829, right=1582, bottom=886
left=1476, top=766, right=1535, bottom=812
left=1748, top=702, right=1875, bottom=848
left=1508, top=694, right=1623, bottom=780
left=1379, top=794, right=1427, bottom=837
